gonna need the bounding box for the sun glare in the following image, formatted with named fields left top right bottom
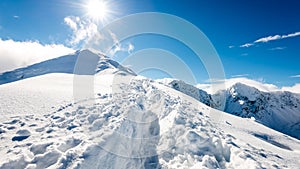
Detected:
left=85, top=0, right=109, bottom=21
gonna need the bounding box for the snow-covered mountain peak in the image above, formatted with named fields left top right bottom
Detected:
left=74, top=49, right=135, bottom=76
left=219, top=82, right=300, bottom=139
left=0, top=49, right=135, bottom=85
left=157, top=78, right=216, bottom=107
left=165, top=78, right=300, bottom=140
left=228, top=82, right=261, bottom=101
left=225, top=78, right=279, bottom=93
left=1, top=51, right=300, bottom=168
left=75, top=49, right=109, bottom=60
left=198, top=78, right=280, bottom=94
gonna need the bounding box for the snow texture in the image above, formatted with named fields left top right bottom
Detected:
left=0, top=50, right=299, bottom=169
left=162, top=78, right=300, bottom=140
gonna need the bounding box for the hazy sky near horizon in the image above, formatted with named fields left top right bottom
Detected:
left=0, top=0, right=299, bottom=86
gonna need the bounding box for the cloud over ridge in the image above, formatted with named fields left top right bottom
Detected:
left=0, top=39, right=74, bottom=73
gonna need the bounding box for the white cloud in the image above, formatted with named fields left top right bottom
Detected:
left=109, top=42, right=135, bottom=56
left=197, top=77, right=280, bottom=94
left=282, top=84, right=300, bottom=94
left=64, top=16, right=134, bottom=56
left=231, top=74, right=249, bottom=78
left=269, top=47, right=286, bottom=51
left=195, top=83, right=211, bottom=92
left=64, top=17, right=77, bottom=31
left=282, top=32, right=300, bottom=38
left=198, top=77, right=300, bottom=94
left=254, top=35, right=281, bottom=43
left=240, top=31, right=300, bottom=48
left=64, top=16, right=100, bottom=46
left=290, top=74, right=300, bottom=78
left=128, top=43, right=135, bottom=53
left=228, top=45, right=235, bottom=48
left=107, top=31, right=135, bottom=56
left=0, top=39, right=75, bottom=73
left=240, top=43, right=253, bottom=48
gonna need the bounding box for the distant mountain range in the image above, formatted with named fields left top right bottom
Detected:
left=160, top=78, right=300, bottom=139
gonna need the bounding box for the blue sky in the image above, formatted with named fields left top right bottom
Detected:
left=0, top=0, right=300, bottom=86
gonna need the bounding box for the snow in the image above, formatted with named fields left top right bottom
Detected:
left=157, top=78, right=215, bottom=107
left=163, top=77, right=300, bottom=140
left=0, top=49, right=135, bottom=85
left=238, top=100, right=244, bottom=105
left=0, top=50, right=300, bottom=168
left=217, top=83, right=300, bottom=140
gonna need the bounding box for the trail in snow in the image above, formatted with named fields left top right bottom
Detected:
left=0, top=50, right=300, bottom=169
left=1, top=73, right=299, bottom=168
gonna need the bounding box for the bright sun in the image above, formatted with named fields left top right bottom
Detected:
left=85, top=0, right=109, bottom=21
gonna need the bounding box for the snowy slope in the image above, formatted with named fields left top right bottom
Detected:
left=160, top=78, right=300, bottom=140
left=0, top=50, right=300, bottom=169
left=156, top=79, right=216, bottom=107
left=212, top=82, right=300, bottom=140
left=0, top=49, right=135, bottom=85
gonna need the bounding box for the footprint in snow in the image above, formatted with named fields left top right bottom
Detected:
left=58, top=138, right=82, bottom=152
left=30, top=142, right=53, bottom=155
left=28, top=124, right=37, bottom=127
left=35, top=127, right=45, bottom=132
left=0, top=128, right=6, bottom=134
left=12, top=129, right=31, bottom=141
left=6, top=126, right=16, bottom=130
left=3, top=119, right=19, bottom=125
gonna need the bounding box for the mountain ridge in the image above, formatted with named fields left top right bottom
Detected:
left=0, top=49, right=136, bottom=85
left=160, top=78, right=300, bottom=140
left=0, top=50, right=300, bottom=168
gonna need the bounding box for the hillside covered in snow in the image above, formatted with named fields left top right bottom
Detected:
left=0, top=50, right=135, bottom=85
left=0, top=50, right=300, bottom=169
left=217, top=82, right=300, bottom=140
left=160, top=78, right=300, bottom=140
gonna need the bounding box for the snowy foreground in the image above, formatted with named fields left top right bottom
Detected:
left=0, top=50, right=300, bottom=169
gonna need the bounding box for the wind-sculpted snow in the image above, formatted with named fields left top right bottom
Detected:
left=0, top=50, right=300, bottom=168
